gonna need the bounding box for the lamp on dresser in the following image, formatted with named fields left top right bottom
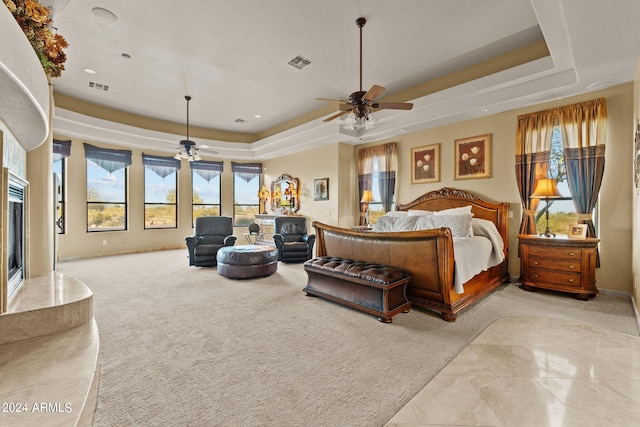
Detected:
left=530, top=178, right=562, bottom=237
left=360, top=189, right=374, bottom=226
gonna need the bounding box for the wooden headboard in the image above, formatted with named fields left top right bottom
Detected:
left=396, top=187, right=509, bottom=252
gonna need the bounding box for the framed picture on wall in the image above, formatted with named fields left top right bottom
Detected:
left=411, top=143, right=440, bottom=184
left=314, top=178, right=329, bottom=201
left=454, top=134, right=492, bottom=180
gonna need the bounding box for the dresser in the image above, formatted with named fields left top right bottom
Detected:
left=518, top=234, right=600, bottom=300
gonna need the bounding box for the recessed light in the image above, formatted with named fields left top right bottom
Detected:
left=254, top=114, right=262, bottom=119
left=92, top=7, right=117, bottom=23
left=83, top=68, right=96, bottom=74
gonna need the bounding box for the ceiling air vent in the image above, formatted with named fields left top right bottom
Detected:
left=234, top=118, right=248, bottom=124
left=88, top=81, right=109, bottom=92
left=287, top=55, right=312, bottom=70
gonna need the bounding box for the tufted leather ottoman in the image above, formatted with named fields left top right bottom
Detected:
left=216, top=245, right=278, bottom=279
left=303, top=256, right=411, bottom=323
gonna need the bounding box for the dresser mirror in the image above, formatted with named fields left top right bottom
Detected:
left=270, top=174, right=299, bottom=213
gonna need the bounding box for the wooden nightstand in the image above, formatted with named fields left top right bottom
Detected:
left=518, top=234, right=600, bottom=300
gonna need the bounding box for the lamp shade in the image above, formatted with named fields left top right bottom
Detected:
left=530, top=178, right=562, bottom=199
left=360, top=189, right=374, bottom=203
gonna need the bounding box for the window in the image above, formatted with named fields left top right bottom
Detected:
left=357, top=143, right=397, bottom=226
left=84, top=144, right=131, bottom=232
left=535, top=124, right=580, bottom=236
left=231, top=162, right=261, bottom=226
left=191, top=161, right=223, bottom=225
left=366, top=162, right=386, bottom=225
left=143, top=154, right=180, bottom=229
left=53, top=139, right=71, bottom=234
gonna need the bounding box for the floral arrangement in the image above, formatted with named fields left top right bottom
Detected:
left=3, top=0, right=67, bottom=78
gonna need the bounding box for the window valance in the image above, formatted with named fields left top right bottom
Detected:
left=191, top=160, right=224, bottom=183
left=84, top=143, right=132, bottom=174
left=231, top=162, right=262, bottom=183
left=53, top=139, right=71, bottom=162
left=142, top=153, right=181, bottom=179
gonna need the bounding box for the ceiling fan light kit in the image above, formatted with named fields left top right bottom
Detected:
left=175, top=95, right=203, bottom=162
left=317, top=17, right=413, bottom=129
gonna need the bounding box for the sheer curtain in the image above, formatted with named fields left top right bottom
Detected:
left=557, top=98, right=607, bottom=265
left=357, top=142, right=397, bottom=225
left=515, top=110, right=555, bottom=235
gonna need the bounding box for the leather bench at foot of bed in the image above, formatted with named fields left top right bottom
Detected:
left=303, top=256, right=411, bottom=323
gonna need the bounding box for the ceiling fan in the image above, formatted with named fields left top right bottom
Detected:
left=175, top=95, right=211, bottom=161
left=317, top=17, right=413, bottom=125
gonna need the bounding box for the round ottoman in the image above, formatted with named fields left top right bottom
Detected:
left=216, top=245, right=278, bottom=279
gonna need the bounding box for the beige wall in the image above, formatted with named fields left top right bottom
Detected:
left=54, top=84, right=635, bottom=295
left=263, top=142, right=355, bottom=228
left=355, top=84, right=634, bottom=293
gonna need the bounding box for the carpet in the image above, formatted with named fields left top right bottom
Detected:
left=57, top=249, right=639, bottom=426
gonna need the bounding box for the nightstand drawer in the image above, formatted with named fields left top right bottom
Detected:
left=528, top=257, right=581, bottom=273
left=529, top=246, right=581, bottom=260
left=528, top=268, right=582, bottom=288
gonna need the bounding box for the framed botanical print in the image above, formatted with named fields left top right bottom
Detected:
left=454, top=134, right=492, bottom=180
left=314, top=178, right=329, bottom=201
left=411, top=143, right=440, bottom=184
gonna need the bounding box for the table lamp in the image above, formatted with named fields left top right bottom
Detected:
left=530, top=178, right=563, bottom=237
left=360, top=189, right=374, bottom=225
left=257, top=185, right=270, bottom=214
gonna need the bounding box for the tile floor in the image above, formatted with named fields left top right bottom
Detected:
left=385, top=316, right=640, bottom=427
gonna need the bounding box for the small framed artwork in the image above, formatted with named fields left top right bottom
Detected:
left=314, top=178, right=329, bottom=201
left=568, top=224, right=588, bottom=239
left=411, top=143, right=441, bottom=184
left=454, top=134, right=492, bottom=180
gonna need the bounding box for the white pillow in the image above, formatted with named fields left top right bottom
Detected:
left=371, top=215, right=419, bottom=232
left=408, top=209, right=434, bottom=216
left=384, top=210, right=408, bottom=217
left=433, top=205, right=472, bottom=216
left=415, top=213, right=473, bottom=238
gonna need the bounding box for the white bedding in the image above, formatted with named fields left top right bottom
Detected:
left=373, top=214, right=505, bottom=294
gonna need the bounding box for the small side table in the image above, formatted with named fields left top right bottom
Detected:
left=243, top=231, right=266, bottom=245
left=518, top=234, right=600, bottom=300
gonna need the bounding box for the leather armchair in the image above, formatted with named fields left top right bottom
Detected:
left=273, top=216, right=315, bottom=263
left=186, top=216, right=237, bottom=267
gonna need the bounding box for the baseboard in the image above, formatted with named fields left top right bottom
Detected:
left=631, top=294, right=640, bottom=336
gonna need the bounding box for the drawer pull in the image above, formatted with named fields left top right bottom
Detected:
left=568, top=252, right=575, bottom=256
left=533, top=249, right=539, bottom=253
left=533, top=274, right=539, bottom=278
left=568, top=265, right=575, bottom=269
left=533, top=261, right=539, bottom=265
left=568, top=279, right=574, bottom=283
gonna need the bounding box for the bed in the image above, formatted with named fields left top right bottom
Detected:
left=312, top=187, right=509, bottom=321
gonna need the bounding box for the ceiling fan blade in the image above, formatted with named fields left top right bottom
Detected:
left=373, top=102, right=414, bottom=110
left=316, top=97, right=347, bottom=103
left=363, top=85, right=386, bottom=102
left=323, top=110, right=350, bottom=122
